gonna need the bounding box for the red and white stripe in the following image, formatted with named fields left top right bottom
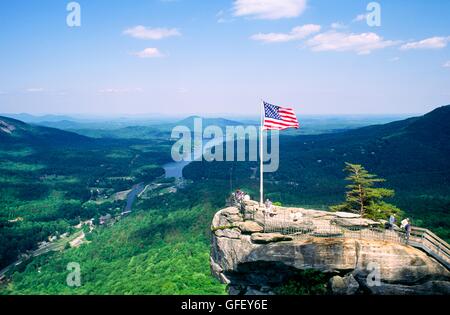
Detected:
left=264, top=107, right=300, bottom=131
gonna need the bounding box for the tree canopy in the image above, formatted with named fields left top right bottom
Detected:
left=331, top=163, right=403, bottom=220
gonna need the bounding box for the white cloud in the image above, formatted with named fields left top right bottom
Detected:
left=251, top=24, right=321, bottom=43
left=233, top=0, right=307, bottom=20
left=306, top=31, right=398, bottom=55
left=400, top=36, right=450, bottom=50
left=123, top=26, right=181, bottom=40
left=132, top=48, right=164, bottom=58
left=26, top=88, right=44, bottom=93
left=443, top=61, right=450, bottom=68
left=389, top=57, right=400, bottom=62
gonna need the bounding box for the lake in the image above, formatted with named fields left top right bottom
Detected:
left=163, top=137, right=224, bottom=179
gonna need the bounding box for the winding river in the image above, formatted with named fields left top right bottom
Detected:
left=124, top=183, right=145, bottom=212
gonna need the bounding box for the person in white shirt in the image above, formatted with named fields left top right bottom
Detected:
left=388, top=214, right=396, bottom=230
left=291, top=212, right=303, bottom=222
left=401, top=218, right=411, bottom=242
left=265, top=199, right=274, bottom=217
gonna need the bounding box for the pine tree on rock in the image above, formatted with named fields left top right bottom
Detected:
left=331, top=163, right=403, bottom=220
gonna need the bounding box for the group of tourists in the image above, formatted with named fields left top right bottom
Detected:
left=234, top=189, right=245, bottom=203
left=230, top=190, right=275, bottom=217
left=387, top=214, right=412, bottom=241
left=231, top=189, right=251, bottom=211
left=229, top=192, right=414, bottom=243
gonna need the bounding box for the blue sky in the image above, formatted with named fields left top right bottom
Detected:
left=0, top=0, right=449, bottom=116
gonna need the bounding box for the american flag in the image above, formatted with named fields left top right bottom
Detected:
left=263, top=101, right=300, bottom=130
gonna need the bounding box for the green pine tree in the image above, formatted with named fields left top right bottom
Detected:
left=330, top=163, right=403, bottom=220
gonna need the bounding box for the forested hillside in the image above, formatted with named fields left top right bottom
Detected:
left=0, top=116, right=172, bottom=269
left=1, top=179, right=228, bottom=294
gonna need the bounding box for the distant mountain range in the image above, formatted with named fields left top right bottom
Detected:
left=0, top=113, right=77, bottom=123
left=0, top=115, right=93, bottom=147
left=0, top=113, right=179, bottom=131
left=3, top=107, right=448, bottom=150
left=175, top=116, right=247, bottom=130
left=1, top=113, right=408, bottom=139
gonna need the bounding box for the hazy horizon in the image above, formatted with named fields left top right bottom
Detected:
left=0, top=110, right=418, bottom=121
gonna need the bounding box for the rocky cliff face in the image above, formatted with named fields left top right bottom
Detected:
left=210, top=200, right=450, bottom=295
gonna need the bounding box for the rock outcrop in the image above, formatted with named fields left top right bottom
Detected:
left=210, top=200, right=450, bottom=295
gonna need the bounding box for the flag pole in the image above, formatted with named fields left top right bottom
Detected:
left=260, top=100, right=264, bottom=206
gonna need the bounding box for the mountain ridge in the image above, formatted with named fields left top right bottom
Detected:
left=0, top=115, right=93, bottom=147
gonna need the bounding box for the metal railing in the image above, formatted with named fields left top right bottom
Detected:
left=264, top=217, right=404, bottom=242
left=263, top=215, right=450, bottom=270
left=408, top=227, right=450, bottom=269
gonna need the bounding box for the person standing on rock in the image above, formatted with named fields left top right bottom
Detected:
left=235, top=189, right=243, bottom=202
left=265, top=199, right=274, bottom=217
left=405, top=220, right=412, bottom=243
left=232, top=189, right=241, bottom=206
left=265, top=199, right=272, bottom=210
left=401, top=218, right=411, bottom=243
left=234, top=189, right=245, bottom=214
left=389, top=214, right=396, bottom=230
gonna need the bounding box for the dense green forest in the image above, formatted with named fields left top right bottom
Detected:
left=0, top=116, right=172, bottom=269
left=1, top=106, right=449, bottom=294
left=1, top=179, right=229, bottom=294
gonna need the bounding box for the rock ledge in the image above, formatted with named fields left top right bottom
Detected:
left=210, top=201, right=450, bottom=295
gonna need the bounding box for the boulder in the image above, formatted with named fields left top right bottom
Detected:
left=251, top=233, right=293, bottom=244
left=335, top=212, right=361, bottom=218
left=332, top=217, right=380, bottom=228
left=214, top=228, right=241, bottom=239
left=235, top=221, right=264, bottom=234
left=211, top=234, right=256, bottom=272
left=212, top=207, right=242, bottom=229
left=329, top=274, right=360, bottom=295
